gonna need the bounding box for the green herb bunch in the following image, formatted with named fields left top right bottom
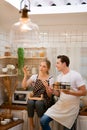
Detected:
left=17, top=48, right=24, bottom=76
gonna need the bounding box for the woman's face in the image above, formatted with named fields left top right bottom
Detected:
left=39, top=61, right=49, bottom=73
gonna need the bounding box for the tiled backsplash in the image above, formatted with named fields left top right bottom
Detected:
left=0, top=32, right=10, bottom=56
left=0, top=25, right=87, bottom=80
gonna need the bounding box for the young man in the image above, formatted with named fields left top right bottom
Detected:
left=40, top=55, right=86, bottom=130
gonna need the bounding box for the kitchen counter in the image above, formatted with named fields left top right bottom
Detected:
left=77, top=115, right=87, bottom=130
left=0, top=119, right=23, bottom=130
left=1, top=104, right=87, bottom=130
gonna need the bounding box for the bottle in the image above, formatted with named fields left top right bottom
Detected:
left=32, top=67, right=37, bottom=75
left=39, top=47, right=46, bottom=57
left=4, top=46, right=11, bottom=56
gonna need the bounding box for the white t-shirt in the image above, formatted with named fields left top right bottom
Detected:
left=57, top=70, right=85, bottom=91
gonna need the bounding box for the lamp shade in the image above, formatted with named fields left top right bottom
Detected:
left=10, top=17, right=39, bottom=52
left=10, top=0, right=40, bottom=56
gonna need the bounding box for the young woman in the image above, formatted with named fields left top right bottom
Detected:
left=22, top=59, right=54, bottom=130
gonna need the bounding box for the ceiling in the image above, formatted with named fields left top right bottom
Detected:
left=5, top=0, right=87, bottom=8
left=0, top=0, right=87, bottom=31
left=5, top=0, right=87, bottom=14
left=0, top=0, right=19, bottom=31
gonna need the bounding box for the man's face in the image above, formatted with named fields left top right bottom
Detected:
left=56, top=58, right=65, bottom=71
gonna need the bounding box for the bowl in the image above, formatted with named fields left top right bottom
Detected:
left=2, top=68, right=8, bottom=73
left=1, top=120, right=7, bottom=125
left=4, top=118, right=11, bottom=123
left=13, top=117, right=19, bottom=121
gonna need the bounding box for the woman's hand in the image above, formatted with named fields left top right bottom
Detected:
left=42, top=80, right=49, bottom=88
left=42, top=80, right=53, bottom=93
left=42, top=80, right=53, bottom=96
left=22, top=65, right=30, bottom=89
left=23, top=65, right=30, bottom=77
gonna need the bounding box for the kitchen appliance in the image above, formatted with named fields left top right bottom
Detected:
left=12, top=90, right=32, bottom=104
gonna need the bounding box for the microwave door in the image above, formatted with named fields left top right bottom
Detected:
left=12, top=93, right=27, bottom=104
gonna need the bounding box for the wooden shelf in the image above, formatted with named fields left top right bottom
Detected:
left=0, top=56, right=17, bottom=59
left=0, top=73, right=18, bottom=78
left=0, top=56, right=46, bottom=59
left=0, top=119, right=23, bottom=130
left=0, top=104, right=27, bottom=110
left=24, top=57, right=46, bottom=59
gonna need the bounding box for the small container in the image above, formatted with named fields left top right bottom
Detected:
left=24, top=48, right=28, bottom=57
left=60, top=82, right=71, bottom=90
left=0, top=64, right=2, bottom=74
left=32, top=67, right=37, bottom=74
left=65, top=82, right=71, bottom=90
left=4, top=118, right=11, bottom=123
left=13, top=117, right=19, bottom=121
left=1, top=120, right=7, bottom=125
left=39, top=47, right=46, bottom=57
left=4, top=46, right=11, bottom=56
left=2, top=67, right=8, bottom=74
left=32, top=48, right=38, bottom=57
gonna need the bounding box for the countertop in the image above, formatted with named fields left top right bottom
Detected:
left=0, top=119, right=23, bottom=130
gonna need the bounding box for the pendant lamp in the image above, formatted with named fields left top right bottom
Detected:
left=10, top=0, right=40, bottom=55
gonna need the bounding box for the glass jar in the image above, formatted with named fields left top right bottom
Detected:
left=4, top=46, right=11, bottom=56
left=32, top=48, right=38, bottom=57
left=31, top=67, right=37, bottom=74
left=39, top=47, right=46, bottom=57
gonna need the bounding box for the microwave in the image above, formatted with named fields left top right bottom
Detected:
left=12, top=90, right=31, bottom=104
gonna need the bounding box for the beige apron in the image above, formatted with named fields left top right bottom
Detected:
left=45, top=92, right=80, bottom=129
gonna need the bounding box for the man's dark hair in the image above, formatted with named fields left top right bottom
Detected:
left=57, top=55, right=70, bottom=67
